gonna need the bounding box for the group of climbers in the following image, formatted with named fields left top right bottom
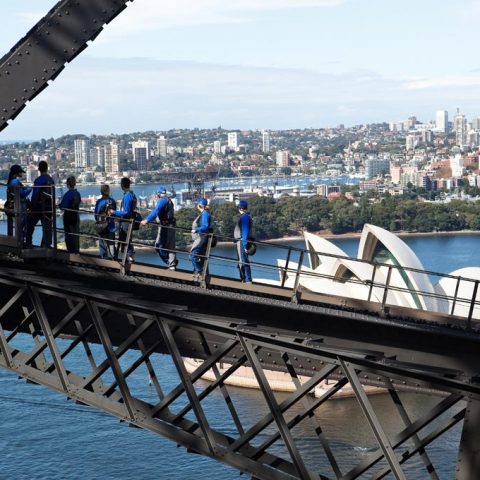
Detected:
left=5, top=164, right=254, bottom=283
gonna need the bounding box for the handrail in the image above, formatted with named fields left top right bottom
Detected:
left=1, top=186, right=480, bottom=326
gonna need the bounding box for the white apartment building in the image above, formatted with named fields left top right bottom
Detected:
left=74, top=138, right=91, bottom=169
left=228, top=132, right=238, bottom=151
left=157, top=136, right=167, bottom=158
left=262, top=130, right=270, bottom=153
left=105, top=142, right=120, bottom=174
left=454, top=110, right=467, bottom=148
left=276, top=150, right=289, bottom=167
left=436, top=110, right=448, bottom=133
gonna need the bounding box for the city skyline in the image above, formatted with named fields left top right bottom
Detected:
left=2, top=1, right=480, bottom=139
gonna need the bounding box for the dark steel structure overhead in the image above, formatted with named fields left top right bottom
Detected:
left=0, top=0, right=132, bottom=132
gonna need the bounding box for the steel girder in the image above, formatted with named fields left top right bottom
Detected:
left=0, top=272, right=476, bottom=479
left=0, top=0, right=132, bottom=132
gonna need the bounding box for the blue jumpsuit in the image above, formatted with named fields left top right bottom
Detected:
left=146, top=197, right=177, bottom=268
left=111, top=190, right=136, bottom=259
left=235, top=212, right=252, bottom=282
left=95, top=196, right=117, bottom=258
left=59, top=189, right=81, bottom=253
left=190, top=209, right=211, bottom=273
left=7, top=178, right=32, bottom=243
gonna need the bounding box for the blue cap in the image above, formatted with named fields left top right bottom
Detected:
left=196, top=197, right=208, bottom=206
left=157, top=186, right=167, bottom=195
left=238, top=200, right=248, bottom=209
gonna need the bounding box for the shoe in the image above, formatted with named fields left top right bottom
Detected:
left=192, top=272, right=201, bottom=282
left=169, top=265, right=176, bottom=271
left=127, top=256, right=135, bottom=263
left=23, top=243, right=33, bottom=249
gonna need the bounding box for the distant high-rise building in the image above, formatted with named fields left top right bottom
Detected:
left=406, top=135, right=417, bottom=151
left=132, top=141, right=149, bottom=171
left=213, top=140, right=221, bottom=154
left=94, top=146, right=105, bottom=170
left=454, top=109, right=468, bottom=148
left=105, top=141, right=119, bottom=174
left=472, top=117, right=480, bottom=131
left=157, top=136, right=167, bottom=158
left=228, top=132, right=238, bottom=151
left=436, top=110, right=449, bottom=133
left=74, top=138, right=90, bottom=169
left=276, top=150, right=289, bottom=167
left=262, top=130, right=270, bottom=153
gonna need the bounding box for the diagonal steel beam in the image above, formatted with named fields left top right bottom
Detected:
left=156, top=315, right=218, bottom=455
left=229, top=362, right=338, bottom=454
left=79, top=315, right=155, bottom=390
left=170, top=352, right=250, bottom=425
left=282, top=353, right=342, bottom=479
left=23, top=300, right=85, bottom=366
left=251, top=376, right=349, bottom=463
left=28, top=287, right=71, bottom=393
left=342, top=392, right=463, bottom=480
left=86, top=300, right=136, bottom=421
left=239, top=335, right=315, bottom=480
left=0, top=287, right=25, bottom=367
left=199, top=332, right=245, bottom=437
left=374, top=409, right=466, bottom=480
left=151, top=337, right=238, bottom=417
left=385, top=378, right=439, bottom=480
left=340, top=359, right=406, bottom=480
left=127, top=313, right=166, bottom=404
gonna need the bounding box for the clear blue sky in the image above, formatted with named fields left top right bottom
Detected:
left=1, top=0, right=480, bottom=139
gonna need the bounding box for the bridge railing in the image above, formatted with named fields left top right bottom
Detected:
left=1, top=185, right=480, bottom=326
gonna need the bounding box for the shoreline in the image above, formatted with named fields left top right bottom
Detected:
left=263, top=229, right=480, bottom=244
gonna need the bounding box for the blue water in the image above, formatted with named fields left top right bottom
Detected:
left=0, top=233, right=477, bottom=479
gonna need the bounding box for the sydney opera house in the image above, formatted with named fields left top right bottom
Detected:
left=266, top=224, right=480, bottom=320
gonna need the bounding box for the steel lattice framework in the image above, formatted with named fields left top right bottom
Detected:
left=0, top=265, right=478, bottom=480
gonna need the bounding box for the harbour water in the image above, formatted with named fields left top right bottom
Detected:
left=0, top=233, right=478, bottom=479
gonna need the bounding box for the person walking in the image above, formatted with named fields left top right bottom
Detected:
left=25, top=160, right=55, bottom=248
left=110, top=177, right=137, bottom=262
left=6, top=164, right=31, bottom=244
left=140, top=186, right=177, bottom=270
left=190, top=197, right=212, bottom=281
left=234, top=200, right=252, bottom=283
left=94, top=184, right=117, bottom=259
left=59, top=176, right=81, bottom=254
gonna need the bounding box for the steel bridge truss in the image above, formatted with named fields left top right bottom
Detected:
left=0, top=273, right=478, bottom=480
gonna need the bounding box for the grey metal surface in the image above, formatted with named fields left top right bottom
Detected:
left=0, top=0, right=132, bottom=132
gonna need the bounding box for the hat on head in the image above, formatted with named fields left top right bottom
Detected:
left=238, top=200, right=248, bottom=209
left=196, top=197, right=208, bottom=207
left=157, top=186, right=167, bottom=195
left=10, top=164, right=25, bottom=175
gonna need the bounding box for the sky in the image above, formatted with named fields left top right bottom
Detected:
left=1, top=0, right=480, bottom=139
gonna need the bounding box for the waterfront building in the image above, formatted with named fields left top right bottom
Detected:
left=228, top=132, right=238, bottom=151
left=365, top=157, right=390, bottom=179
left=157, top=136, right=167, bottom=158
left=74, top=138, right=90, bottom=169
left=276, top=150, right=289, bottom=167
left=213, top=140, right=221, bottom=154
left=472, top=117, right=480, bottom=131
left=132, top=141, right=149, bottom=171
left=436, top=110, right=448, bottom=133
left=454, top=109, right=468, bottom=148
left=262, top=130, right=270, bottom=153
left=104, top=141, right=119, bottom=174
